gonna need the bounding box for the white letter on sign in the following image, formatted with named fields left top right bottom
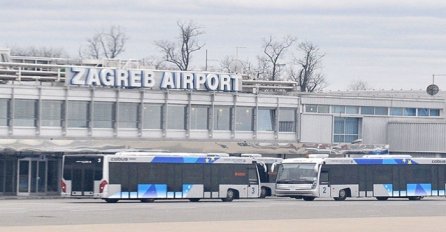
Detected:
left=205, top=74, right=219, bottom=91
left=161, top=72, right=175, bottom=89
left=219, top=74, right=231, bottom=91
left=128, top=70, right=141, bottom=87
left=100, top=69, right=114, bottom=86
left=182, top=73, right=194, bottom=89
left=70, top=67, right=86, bottom=85
left=115, top=69, right=129, bottom=87
left=86, top=68, right=101, bottom=86
left=142, top=70, right=155, bottom=88
left=194, top=73, right=206, bottom=90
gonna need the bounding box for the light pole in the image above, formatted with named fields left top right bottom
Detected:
left=204, top=49, right=218, bottom=71
left=234, top=46, right=246, bottom=73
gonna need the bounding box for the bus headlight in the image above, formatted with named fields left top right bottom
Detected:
left=311, top=182, right=317, bottom=189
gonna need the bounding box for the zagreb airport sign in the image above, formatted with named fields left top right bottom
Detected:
left=66, top=67, right=241, bottom=92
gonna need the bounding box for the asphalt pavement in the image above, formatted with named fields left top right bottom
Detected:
left=1, top=197, right=445, bottom=231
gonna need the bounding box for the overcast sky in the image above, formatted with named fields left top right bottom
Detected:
left=2, top=0, right=446, bottom=90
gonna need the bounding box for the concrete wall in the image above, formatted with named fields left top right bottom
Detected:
left=300, top=114, right=332, bottom=143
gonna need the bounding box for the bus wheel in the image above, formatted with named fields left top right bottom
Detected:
left=376, top=197, right=388, bottom=201
left=408, top=196, right=422, bottom=201
left=141, top=198, right=155, bottom=203
left=303, top=196, right=315, bottom=201
left=222, top=189, right=235, bottom=202
left=260, top=187, right=267, bottom=198
left=334, top=189, right=347, bottom=201
left=105, top=199, right=118, bottom=203
left=189, top=198, right=200, bottom=202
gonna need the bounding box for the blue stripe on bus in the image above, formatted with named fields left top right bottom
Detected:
left=151, top=157, right=217, bottom=164
left=407, top=183, right=431, bottom=196
left=138, top=184, right=167, bottom=198
left=353, top=159, right=418, bottom=165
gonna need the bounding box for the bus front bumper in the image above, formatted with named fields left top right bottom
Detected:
left=275, top=188, right=318, bottom=197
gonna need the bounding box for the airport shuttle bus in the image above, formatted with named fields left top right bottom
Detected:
left=63, top=152, right=260, bottom=203
left=275, top=156, right=446, bottom=201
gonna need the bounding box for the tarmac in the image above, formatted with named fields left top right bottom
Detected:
left=2, top=216, right=445, bottom=232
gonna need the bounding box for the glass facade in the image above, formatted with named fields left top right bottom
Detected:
left=14, top=99, right=36, bottom=127
left=361, top=106, right=374, bottom=115
left=334, top=117, right=360, bottom=143
left=403, top=108, right=416, bottom=116
left=93, top=102, right=114, bottom=128
left=307, top=104, right=440, bottom=118
left=0, top=99, right=8, bottom=126
left=306, top=105, right=317, bottom=112
left=118, top=103, right=138, bottom=128
left=143, top=104, right=162, bottom=129
left=318, top=105, right=330, bottom=113
left=430, top=109, right=440, bottom=116
left=257, top=108, right=275, bottom=131
left=41, top=100, right=63, bottom=127
left=345, top=106, right=359, bottom=114
left=67, top=101, right=89, bottom=128
left=390, top=107, right=403, bottom=116
left=332, top=105, right=345, bottom=114
left=191, top=105, right=209, bottom=130
left=8, top=95, right=445, bottom=143
left=214, top=106, right=231, bottom=130
left=236, top=107, right=253, bottom=131
left=279, top=108, right=295, bottom=132
left=375, top=107, right=388, bottom=116
left=418, top=108, right=429, bottom=116
left=167, top=105, right=186, bottom=130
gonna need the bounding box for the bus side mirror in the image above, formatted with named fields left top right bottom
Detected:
left=271, top=162, right=279, bottom=172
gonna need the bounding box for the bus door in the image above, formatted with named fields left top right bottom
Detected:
left=359, top=166, right=368, bottom=197
left=247, top=166, right=259, bottom=197
left=433, top=165, right=444, bottom=196
left=392, top=166, right=400, bottom=197
left=437, top=166, right=445, bottom=196
left=204, top=164, right=219, bottom=198
left=67, top=157, right=103, bottom=196
left=71, top=165, right=94, bottom=196
left=319, top=168, right=331, bottom=198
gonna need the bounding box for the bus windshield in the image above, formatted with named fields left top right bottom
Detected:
left=276, top=163, right=317, bottom=184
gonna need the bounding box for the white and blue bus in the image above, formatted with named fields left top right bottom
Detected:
left=62, top=152, right=260, bottom=203
left=275, top=156, right=446, bottom=201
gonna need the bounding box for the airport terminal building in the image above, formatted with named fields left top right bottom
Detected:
left=0, top=49, right=445, bottom=196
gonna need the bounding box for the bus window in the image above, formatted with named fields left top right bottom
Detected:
left=248, top=166, right=259, bottom=185
left=320, top=171, right=329, bottom=184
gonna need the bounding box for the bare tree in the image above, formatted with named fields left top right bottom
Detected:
left=80, top=25, right=128, bottom=59
left=219, top=56, right=233, bottom=73
left=219, top=56, right=253, bottom=75
left=348, top=80, right=371, bottom=90
left=10, top=46, right=68, bottom=58
left=289, top=41, right=327, bottom=92
left=141, top=56, right=169, bottom=70
left=252, top=56, right=272, bottom=80
left=262, top=35, right=296, bottom=81
left=155, top=21, right=204, bottom=71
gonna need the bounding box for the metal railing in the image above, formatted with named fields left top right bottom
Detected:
left=0, top=62, right=66, bottom=82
